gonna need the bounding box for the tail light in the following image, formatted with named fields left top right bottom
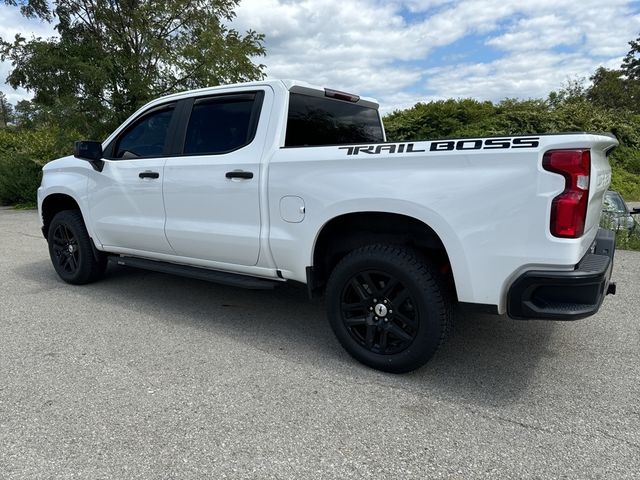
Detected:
left=543, top=149, right=591, bottom=238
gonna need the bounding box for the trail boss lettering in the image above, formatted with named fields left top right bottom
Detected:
left=339, top=137, right=540, bottom=155
left=338, top=143, right=425, bottom=155
left=429, top=137, right=540, bottom=151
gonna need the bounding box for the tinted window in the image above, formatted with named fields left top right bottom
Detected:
left=114, top=105, right=175, bottom=159
left=285, top=93, right=384, bottom=147
left=183, top=94, right=259, bottom=155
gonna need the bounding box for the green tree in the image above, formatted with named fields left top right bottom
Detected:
left=587, top=34, right=640, bottom=114
left=622, top=32, right=640, bottom=80
left=1, top=0, right=266, bottom=138
left=586, top=68, right=631, bottom=112
left=0, top=92, right=14, bottom=127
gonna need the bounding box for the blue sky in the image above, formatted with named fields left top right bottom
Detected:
left=1, top=0, right=639, bottom=112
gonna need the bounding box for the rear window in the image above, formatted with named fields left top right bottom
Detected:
left=285, top=93, right=384, bottom=147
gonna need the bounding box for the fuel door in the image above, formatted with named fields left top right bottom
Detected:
left=280, top=196, right=305, bottom=223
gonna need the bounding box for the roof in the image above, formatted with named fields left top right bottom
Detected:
left=154, top=79, right=379, bottom=109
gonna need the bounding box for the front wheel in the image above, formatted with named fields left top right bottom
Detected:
left=326, top=244, right=451, bottom=373
left=47, top=209, right=107, bottom=285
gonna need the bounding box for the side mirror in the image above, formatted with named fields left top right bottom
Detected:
left=74, top=141, right=104, bottom=171
left=631, top=208, right=640, bottom=215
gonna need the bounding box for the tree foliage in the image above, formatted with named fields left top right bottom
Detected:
left=1, top=0, right=266, bottom=138
left=623, top=33, right=640, bottom=80
left=0, top=92, right=14, bottom=127
left=586, top=33, right=640, bottom=114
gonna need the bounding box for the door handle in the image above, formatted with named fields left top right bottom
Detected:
left=139, top=171, right=160, bottom=179
left=225, top=171, right=254, bottom=180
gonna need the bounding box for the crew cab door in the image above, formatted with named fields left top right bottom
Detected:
left=162, top=88, right=270, bottom=266
left=87, top=102, right=178, bottom=254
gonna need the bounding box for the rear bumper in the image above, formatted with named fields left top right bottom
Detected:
left=507, top=228, right=616, bottom=320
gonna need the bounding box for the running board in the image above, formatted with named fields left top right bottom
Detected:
left=108, top=256, right=279, bottom=290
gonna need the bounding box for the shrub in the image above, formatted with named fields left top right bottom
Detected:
left=610, top=164, right=640, bottom=201
left=0, top=126, right=77, bottom=206
left=0, top=153, right=42, bottom=205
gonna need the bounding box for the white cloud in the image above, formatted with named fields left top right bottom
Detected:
left=425, top=52, right=596, bottom=101
left=424, top=0, right=640, bottom=101
left=0, top=0, right=639, bottom=111
left=232, top=0, right=640, bottom=108
left=486, top=15, right=583, bottom=52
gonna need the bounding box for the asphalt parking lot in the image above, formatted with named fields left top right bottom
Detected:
left=1, top=208, right=638, bottom=479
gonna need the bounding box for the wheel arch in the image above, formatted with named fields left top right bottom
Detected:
left=41, top=193, right=83, bottom=239
left=309, top=211, right=462, bottom=299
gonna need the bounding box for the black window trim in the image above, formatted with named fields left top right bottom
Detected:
left=103, top=102, right=179, bottom=160
left=172, top=90, right=265, bottom=158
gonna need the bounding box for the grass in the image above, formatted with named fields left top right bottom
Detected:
left=13, top=202, right=37, bottom=210
left=613, top=229, right=640, bottom=251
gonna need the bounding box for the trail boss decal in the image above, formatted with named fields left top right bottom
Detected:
left=338, top=137, right=540, bottom=155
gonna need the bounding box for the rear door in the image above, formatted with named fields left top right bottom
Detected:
left=162, top=88, right=270, bottom=266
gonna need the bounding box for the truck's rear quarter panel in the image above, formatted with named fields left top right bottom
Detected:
left=268, top=134, right=616, bottom=313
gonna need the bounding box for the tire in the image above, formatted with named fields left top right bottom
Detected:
left=326, top=244, right=451, bottom=373
left=47, top=209, right=107, bottom=285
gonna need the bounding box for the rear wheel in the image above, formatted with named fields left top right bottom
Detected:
left=48, top=210, right=107, bottom=284
left=326, top=244, right=451, bottom=373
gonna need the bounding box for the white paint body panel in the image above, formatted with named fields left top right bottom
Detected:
left=37, top=79, right=617, bottom=314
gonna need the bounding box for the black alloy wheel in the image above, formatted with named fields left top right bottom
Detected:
left=51, top=223, right=81, bottom=275
left=326, top=244, right=451, bottom=373
left=340, top=270, right=419, bottom=355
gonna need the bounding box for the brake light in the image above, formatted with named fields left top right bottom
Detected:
left=324, top=88, right=360, bottom=103
left=543, top=149, right=591, bottom=238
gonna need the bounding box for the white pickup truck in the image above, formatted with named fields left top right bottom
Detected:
left=38, top=79, right=618, bottom=372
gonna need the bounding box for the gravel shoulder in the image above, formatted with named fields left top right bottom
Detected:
left=1, top=209, right=639, bottom=479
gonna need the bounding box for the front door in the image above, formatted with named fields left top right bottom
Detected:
left=87, top=102, right=177, bottom=254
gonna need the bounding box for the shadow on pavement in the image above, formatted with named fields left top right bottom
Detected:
left=16, top=260, right=556, bottom=408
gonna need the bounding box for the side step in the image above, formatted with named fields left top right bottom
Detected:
left=108, top=256, right=279, bottom=290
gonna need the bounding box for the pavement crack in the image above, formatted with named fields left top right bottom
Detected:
left=471, top=410, right=557, bottom=435
left=598, top=429, right=640, bottom=450
left=17, top=231, right=43, bottom=239
left=470, top=408, right=640, bottom=451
